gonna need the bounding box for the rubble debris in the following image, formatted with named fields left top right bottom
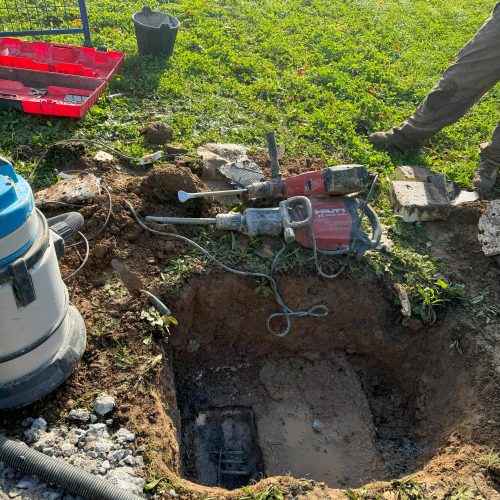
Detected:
left=0, top=413, right=146, bottom=498
left=197, top=143, right=251, bottom=180
left=142, top=121, right=174, bottom=145
left=93, top=393, right=116, bottom=416
left=35, top=173, right=101, bottom=205
left=391, top=166, right=479, bottom=222
left=202, top=143, right=248, bottom=162
left=391, top=180, right=452, bottom=222
left=196, top=143, right=257, bottom=205
left=478, top=200, right=500, bottom=257
left=139, top=150, right=163, bottom=166
left=68, top=409, right=92, bottom=423
left=393, top=283, right=412, bottom=317
left=94, top=150, right=115, bottom=162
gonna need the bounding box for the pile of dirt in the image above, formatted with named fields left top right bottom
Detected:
left=1, top=144, right=498, bottom=499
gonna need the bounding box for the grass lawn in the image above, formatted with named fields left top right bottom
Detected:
left=0, top=0, right=498, bottom=187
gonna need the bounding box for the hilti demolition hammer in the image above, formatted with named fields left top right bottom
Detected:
left=178, top=132, right=373, bottom=203
left=146, top=195, right=382, bottom=256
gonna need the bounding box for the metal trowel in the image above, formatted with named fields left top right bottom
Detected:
left=111, top=259, right=171, bottom=316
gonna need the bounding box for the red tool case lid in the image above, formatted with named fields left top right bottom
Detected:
left=0, top=38, right=124, bottom=118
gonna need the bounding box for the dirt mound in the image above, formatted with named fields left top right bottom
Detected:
left=140, top=164, right=208, bottom=205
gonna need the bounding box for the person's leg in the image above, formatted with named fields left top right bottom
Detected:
left=473, top=123, right=500, bottom=194
left=369, top=5, right=500, bottom=150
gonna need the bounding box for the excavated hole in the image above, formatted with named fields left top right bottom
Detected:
left=165, top=273, right=469, bottom=490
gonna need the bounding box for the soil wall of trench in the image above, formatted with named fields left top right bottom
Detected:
left=156, top=271, right=482, bottom=493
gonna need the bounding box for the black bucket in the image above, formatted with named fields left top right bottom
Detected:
left=133, top=6, right=180, bottom=57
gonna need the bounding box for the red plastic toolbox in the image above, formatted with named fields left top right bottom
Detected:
left=0, top=38, right=124, bottom=118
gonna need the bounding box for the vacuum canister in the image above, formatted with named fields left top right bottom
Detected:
left=0, top=158, right=86, bottom=409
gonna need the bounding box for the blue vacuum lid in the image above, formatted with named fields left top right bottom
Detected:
left=0, top=158, right=34, bottom=239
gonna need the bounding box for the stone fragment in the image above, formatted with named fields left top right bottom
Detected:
left=106, top=467, right=145, bottom=495
left=68, top=409, right=92, bottom=424
left=35, top=174, right=101, bottom=205
left=392, top=166, right=479, bottom=222
left=114, top=428, right=135, bottom=444
left=94, top=150, right=115, bottom=162
left=85, top=423, right=109, bottom=440
left=203, top=143, right=249, bottom=162
left=478, top=200, right=500, bottom=257
left=393, top=283, right=411, bottom=317
left=312, top=419, right=325, bottom=432
left=31, top=418, right=48, bottom=431
left=93, top=394, right=115, bottom=416
left=391, top=180, right=452, bottom=222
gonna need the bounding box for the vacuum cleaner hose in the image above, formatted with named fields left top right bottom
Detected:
left=47, top=212, right=84, bottom=242
left=0, top=434, right=140, bottom=500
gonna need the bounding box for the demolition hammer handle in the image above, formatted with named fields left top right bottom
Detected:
left=266, top=131, right=282, bottom=181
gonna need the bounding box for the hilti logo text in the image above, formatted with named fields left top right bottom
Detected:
left=315, top=208, right=346, bottom=216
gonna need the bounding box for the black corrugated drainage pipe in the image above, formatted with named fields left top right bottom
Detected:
left=0, top=434, right=141, bottom=500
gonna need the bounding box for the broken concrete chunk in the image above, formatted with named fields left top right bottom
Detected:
left=391, top=165, right=479, bottom=222
left=94, top=150, right=114, bottom=162
left=35, top=173, right=101, bottom=205
left=478, top=200, right=500, bottom=257
left=197, top=147, right=229, bottom=180
left=393, top=283, right=411, bottom=317
left=391, top=181, right=452, bottom=223
left=203, top=143, right=248, bottom=162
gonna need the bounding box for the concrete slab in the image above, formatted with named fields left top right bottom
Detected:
left=391, top=181, right=452, bottom=222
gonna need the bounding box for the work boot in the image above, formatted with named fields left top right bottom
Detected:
left=473, top=158, right=499, bottom=195
left=368, top=130, right=421, bottom=152
left=473, top=143, right=500, bottom=196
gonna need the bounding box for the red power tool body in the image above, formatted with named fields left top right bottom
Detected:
left=147, top=196, right=381, bottom=256
left=247, top=164, right=372, bottom=199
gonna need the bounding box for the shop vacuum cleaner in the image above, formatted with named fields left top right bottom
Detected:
left=0, top=158, right=86, bottom=410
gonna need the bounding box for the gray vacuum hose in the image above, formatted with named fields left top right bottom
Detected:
left=0, top=434, right=141, bottom=500
left=47, top=212, right=85, bottom=242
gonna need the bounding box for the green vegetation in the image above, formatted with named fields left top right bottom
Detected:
left=444, top=485, right=483, bottom=500
left=389, top=479, right=426, bottom=500
left=477, top=451, right=500, bottom=469
left=241, top=483, right=284, bottom=500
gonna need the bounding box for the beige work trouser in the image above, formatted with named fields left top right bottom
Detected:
left=393, top=3, right=500, bottom=165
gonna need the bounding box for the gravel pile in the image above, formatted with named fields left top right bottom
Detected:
left=0, top=394, right=145, bottom=499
